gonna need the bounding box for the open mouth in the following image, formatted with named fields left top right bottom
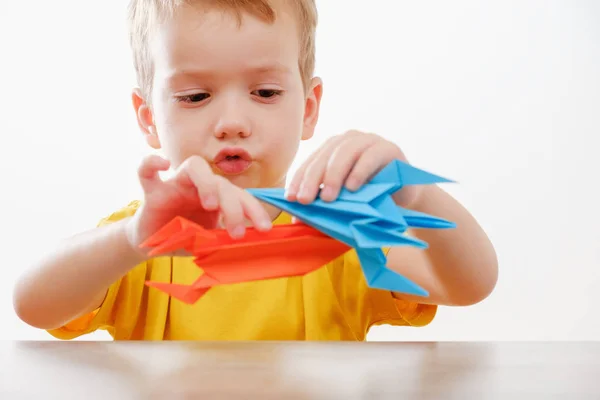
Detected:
left=213, top=147, right=253, bottom=175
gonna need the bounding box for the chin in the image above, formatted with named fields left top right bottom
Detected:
left=220, top=167, right=262, bottom=189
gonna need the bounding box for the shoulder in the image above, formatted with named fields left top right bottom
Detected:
left=96, top=200, right=142, bottom=227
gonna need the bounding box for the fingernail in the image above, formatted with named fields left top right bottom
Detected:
left=259, top=220, right=272, bottom=230
left=320, top=185, right=335, bottom=201
left=203, top=195, right=218, bottom=209
left=346, top=177, right=361, bottom=191
left=230, top=225, right=245, bottom=238
left=285, top=186, right=297, bottom=199
left=297, top=185, right=308, bottom=201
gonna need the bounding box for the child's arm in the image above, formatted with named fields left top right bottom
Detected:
left=13, top=155, right=272, bottom=331
left=286, top=130, right=498, bottom=307
left=13, top=218, right=147, bottom=330
left=386, top=184, right=498, bottom=306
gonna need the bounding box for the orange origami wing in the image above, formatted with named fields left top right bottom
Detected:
left=140, top=216, right=218, bottom=256
left=141, top=216, right=350, bottom=304
left=193, top=236, right=350, bottom=287
left=139, top=216, right=329, bottom=256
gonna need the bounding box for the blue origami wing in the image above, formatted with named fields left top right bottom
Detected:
left=356, top=248, right=429, bottom=296
left=335, top=183, right=398, bottom=202
left=370, top=159, right=454, bottom=188
left=250, top=188, right=384, bottom=219
left=349, top=218, right=427, bottom=248
left=399, top=208, right=457, bottom=229
left=247, top=189, right=358, bottom=247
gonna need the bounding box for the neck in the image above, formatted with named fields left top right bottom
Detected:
left=262, top=175, right=287, bottom=222
left=265, top=202, right=283, bottom=222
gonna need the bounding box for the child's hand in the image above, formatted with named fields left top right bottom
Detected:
left=126, top=154, right=272, bottom=257
left=286, top=130, right=421, bottom=207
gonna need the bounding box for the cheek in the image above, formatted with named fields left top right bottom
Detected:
left=155, top=101, right=208, bottom=147
left=168, top=126, right=208, bottom=155
left=260, top=121, right=302, bottom=175
left=156, top=119, right=208, bottom=164
left=260, top=105, right=303, bottom=151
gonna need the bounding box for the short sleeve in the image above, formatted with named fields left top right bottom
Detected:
left=46, top=200, right=164, bottom=340
left=329, top=248, right=437, bottom=340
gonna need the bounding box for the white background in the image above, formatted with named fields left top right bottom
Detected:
left=0, top=0, right=598, bottom=341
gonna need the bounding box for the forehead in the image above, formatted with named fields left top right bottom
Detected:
left=150, top=3, right=301, bottom=81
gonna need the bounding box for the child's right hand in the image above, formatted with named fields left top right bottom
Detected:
left=125, top=154, right=272, bottom=258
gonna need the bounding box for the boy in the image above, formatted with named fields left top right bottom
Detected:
left=12, top=0, right=498, bottom=341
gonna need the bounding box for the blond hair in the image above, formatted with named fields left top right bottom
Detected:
left=127, top=0, right=317, bottom=100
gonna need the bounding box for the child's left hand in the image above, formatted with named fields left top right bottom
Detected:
left=286, top=130, right=421, bottom=208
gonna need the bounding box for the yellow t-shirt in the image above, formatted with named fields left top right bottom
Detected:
left=47, top=201, right=436, bottom=341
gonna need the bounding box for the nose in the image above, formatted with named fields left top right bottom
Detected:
left=213, top=98, right=251, bottom=140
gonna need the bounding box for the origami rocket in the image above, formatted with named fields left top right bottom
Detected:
left=247, top=159, right=456, bottom=296
left=140, top=219, right=351, bottom=304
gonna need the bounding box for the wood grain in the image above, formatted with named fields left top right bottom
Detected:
left=1, top=341, right=598, bottom=399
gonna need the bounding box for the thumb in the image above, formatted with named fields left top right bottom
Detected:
left=137, top=154, right=170, bottom=193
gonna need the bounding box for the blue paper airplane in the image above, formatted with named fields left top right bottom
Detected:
left=247, top=159, right=456, bottom=297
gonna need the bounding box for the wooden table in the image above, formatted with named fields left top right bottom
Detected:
left=1, top=341, right=599, bottom=399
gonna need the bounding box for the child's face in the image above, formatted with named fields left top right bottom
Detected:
left=135, top=4, right=322, bottom=189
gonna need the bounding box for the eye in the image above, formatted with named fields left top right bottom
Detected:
left=253, top=89, right=283, bottom=98
left=176, top=93, right=210, bottom=103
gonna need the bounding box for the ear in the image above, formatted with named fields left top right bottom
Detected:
left=301, top=77, right=323, bottom=141
left=132, top=88, right=161, bottom=149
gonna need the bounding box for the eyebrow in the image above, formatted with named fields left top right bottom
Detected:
left=246, top=63, right=292, bottom=75
left=166, top=63, right=292, bottom=83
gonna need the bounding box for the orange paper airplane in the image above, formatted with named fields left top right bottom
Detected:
left=139, top=216, right=351, bottom=304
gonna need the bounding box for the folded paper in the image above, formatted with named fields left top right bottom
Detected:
left=247, top=160, right=456, bottom=296
left=140, top=217, right=351, bottom=304
left=141, top=159, right=456, bottom=304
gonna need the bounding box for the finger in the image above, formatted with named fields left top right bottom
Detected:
left=239, top=190, right=272, bottom=231
left=294, top=134, right=356, bottom=204
left=298, top=131, right=369, bottom=204
left=295, top=154, right=328, bottom=204
left=320, top=134, right=379, bottom=201
left=216, top=179, right=247, bottom=238
left=345, top=141, right=400, bottom=191
left=177, top=156, right=220, bottom=211
left=137, top=154, right=170, bottom=193
left=285, top=148, right=325, bottom=201
left=286, top=134, right=346, bottom=201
